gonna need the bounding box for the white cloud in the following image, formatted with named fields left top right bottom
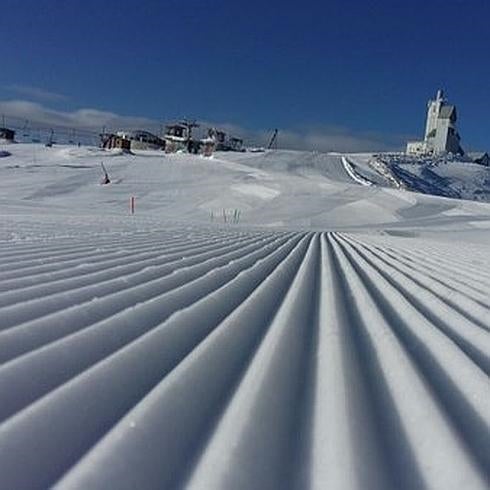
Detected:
left=4, top=85, right=69, bottom=102
left=204, top=123, right=407, bottom=153
left=272, top=127, right=403, bottom=153
left=0, top=99, right=407, bottom=152
left=0, top=100, right=160, bottom=131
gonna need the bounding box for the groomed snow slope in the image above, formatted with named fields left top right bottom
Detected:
left=0, top=144, right=489, bottom=489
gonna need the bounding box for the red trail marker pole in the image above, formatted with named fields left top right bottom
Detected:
left=130, top=196, right=135, bottom=215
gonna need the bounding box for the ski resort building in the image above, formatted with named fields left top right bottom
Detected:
left=116, top=130, right=165, bottom=151
left=407, top=90, right=464, bottom=156
left=208, top=128, right=227, bottom=150
left=163, top=122, right=216, bottom=156
left=98, top=121, right=242, bottom=156
left=164, top=123, right=193, bottom=153
left=0, top=127, right=15, bottom=143
left=101, top=130, right=164, bottom=152
left=208, top=128, right=245, bottom=152
left=100, top=133, right=131, bottom=152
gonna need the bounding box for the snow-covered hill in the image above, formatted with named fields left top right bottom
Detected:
left=348, top=152, right=490, bottom=201
left=1, top=144, right=489, bottom=230
left=0, top=144, right=489, bottom=489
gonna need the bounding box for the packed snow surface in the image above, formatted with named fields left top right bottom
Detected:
left=0, top=144, right=489, bottom=489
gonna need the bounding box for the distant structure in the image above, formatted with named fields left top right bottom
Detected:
left=100, top=133, right=131, bottom=152
left=98, top=119, right=244, bottom=157
left=164, top=121, right=217, bottom=156
left=101, top=130, right=164, bottom=152
left=407, top=90, right=464, bottom=156
left=0, top=127, right=15, bottom=143
left=116, top=130, right=165, bottom=150
left=208, top=128, right=244, bottom=152
left=208, top=128, right=227, bottom=150
left=163, top=122, right=188, bottom=152
left=164, top=121, right=199, bottom=153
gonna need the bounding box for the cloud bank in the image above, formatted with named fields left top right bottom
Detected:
left=0, top=100, right=157, bottom=132
left=4, top=85, right=69, bottom=102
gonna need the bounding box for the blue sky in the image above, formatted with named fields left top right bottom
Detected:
left=0, top=0, right=489, bottom=151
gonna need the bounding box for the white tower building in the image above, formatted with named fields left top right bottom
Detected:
left=424, top=89, right=445, bottom=141
left=407, top=89, right=463, bottom=156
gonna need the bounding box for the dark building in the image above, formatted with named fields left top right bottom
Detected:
left=100, top=133, right=131, bottom=151
left=116, top=130, right=165, bottom=150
